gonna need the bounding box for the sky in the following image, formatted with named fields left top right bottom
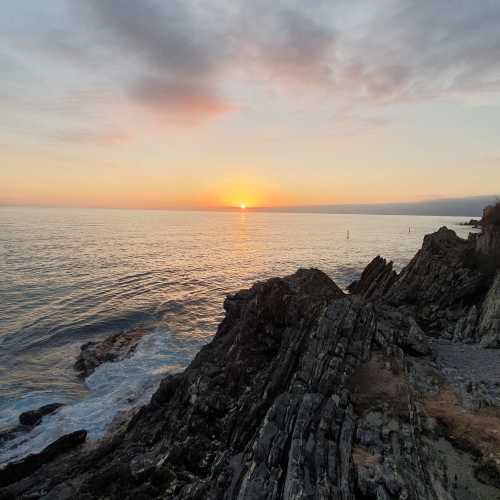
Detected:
left=1, top=0, right=500, bottom=210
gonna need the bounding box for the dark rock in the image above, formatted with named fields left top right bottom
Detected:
left=0, top=425, right=25, bottom=446
left=460, top=218, right=481, bottom=227
left=453, top=304, right=478, bottom=343
left=348, top=256, right=397, bottom=300
left=74, top=329, right=146, bottom=378
left=403, top=316, right=432, bottom=356
left=479, top=272, right=500, bottom=348
left=19, top=402, right=65, bottom=427
left=0, top=430, right=87, bottom=488
left=382, top=227, right=489, bottom=335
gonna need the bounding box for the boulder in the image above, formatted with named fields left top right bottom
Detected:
left=74, top=329, right=146, bottom=378
left=19, top=402, right=65, bottom=427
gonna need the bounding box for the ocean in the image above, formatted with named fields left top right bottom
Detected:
left=0, top=207, right=476, bottom=464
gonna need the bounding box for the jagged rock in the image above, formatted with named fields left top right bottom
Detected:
left=384, top=227, right=487, bottom=334
left=348, top=256, right=397, bottom=300
left=19, top=402, right=65, bottom=427
left=473, top=203, right=500, bottom=272
left=479, top=272, right=500, bottom=348
left=460, top=219, right=481, bottom=227
left=404, top=317, right=432, bottom=356
left=74, top=329, right=146, bottom=378
left=0, top=430, right=87, bottom=488
left=453, top=305, right=478, bottom=343
left=476, top=225, right=500, bottom=259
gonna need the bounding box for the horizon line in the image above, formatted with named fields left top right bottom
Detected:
left=1, top=194, right=498, bottom=217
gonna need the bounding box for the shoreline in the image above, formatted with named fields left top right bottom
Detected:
left=1, top=206, right=499, bottom=498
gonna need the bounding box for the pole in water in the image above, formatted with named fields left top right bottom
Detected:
left=409, top=227, right=411, bottom=233
left=347, top=230, right=350, bottom=240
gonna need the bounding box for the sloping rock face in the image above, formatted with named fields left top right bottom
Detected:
left=474, top=203, right=500, bottom=271
left=385, top=228, right=484, bottom=315
left=351, top=225, right=498, bottom=341
left=479, top=272, right=500, bottom=348
left=476, top=225, right=500, bottom=258
left=347, top=256, right=397, bottom=300
left=351, top=227, right=489, bottom=338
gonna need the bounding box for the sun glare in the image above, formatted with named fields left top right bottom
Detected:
left=240, top=203, right=247, bottom=209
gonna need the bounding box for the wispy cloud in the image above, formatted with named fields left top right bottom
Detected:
left=2, top=0, right=500, bottom=135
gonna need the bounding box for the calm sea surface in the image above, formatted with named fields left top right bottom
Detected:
left=0, top=207, right=475, bottom=462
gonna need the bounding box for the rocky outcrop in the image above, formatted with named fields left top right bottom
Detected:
left=347, top=256, right=397, bottom=300
left=0, top=403, right=65, bottom=449
left=478, top=272, right=500, bottom=348
left=385, top=227, right=484, bottom=312
left=476, top=224, right=500, bottom=260
left=452, top=305, right=479, bottom=343
left=460, top=218, right=480, bottom=227
left=19, top=402, right=65, bottom=427
left=474, top=202, right=500, bottom=268
left=348, top=227, right=489, bottom=338
left=1, top=229, right=499, bottom=499
left=74, top=329, right=146, bottom=378
left=0, top=430, right=87, bottom=488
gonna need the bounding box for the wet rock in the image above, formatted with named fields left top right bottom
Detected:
left=0, top=430, right=87, bottom=488
left=74, top=329, right=146, bottom=378
left=0, top=425, right=25, bottom=446
left=19, top=402, right=65, bottom=427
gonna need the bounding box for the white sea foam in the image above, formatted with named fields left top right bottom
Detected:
left=0, top=328, right=191, bottom=465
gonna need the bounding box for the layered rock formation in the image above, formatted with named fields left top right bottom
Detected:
left=1, top=225, right=499, bottom=499
left=478, top=272, right=500, bottom=348
left=472, top=202, right=500, bottom=270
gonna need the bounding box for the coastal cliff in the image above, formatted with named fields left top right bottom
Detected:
left=1, top=221, right=499, bottom=499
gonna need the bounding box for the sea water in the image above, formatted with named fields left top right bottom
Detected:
left=0, top=207, right=476, bottom=463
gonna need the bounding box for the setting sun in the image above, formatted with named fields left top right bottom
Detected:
left=240, top=203, right=247, bottom=209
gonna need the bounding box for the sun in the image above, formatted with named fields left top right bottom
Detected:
left=239, top=203, right=247, bottom=209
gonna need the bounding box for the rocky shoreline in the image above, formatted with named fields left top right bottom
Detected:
left=0, top=205, right=499, bottom=499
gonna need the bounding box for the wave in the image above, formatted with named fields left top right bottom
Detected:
left=0, top=326, right=193, bottom=466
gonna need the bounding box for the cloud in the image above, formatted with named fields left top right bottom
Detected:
left=236, top=3, right=337, bottom=85
left=3, top=0, right=500, bottom=132
left=130, top=77, right=233, bottom=123
left=81, top=0, right=224, bottom=78
left=53, top=129, right=130, bottom=146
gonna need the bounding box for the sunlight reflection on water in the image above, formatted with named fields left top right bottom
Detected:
left=0, top=207, right=476, bottom=460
